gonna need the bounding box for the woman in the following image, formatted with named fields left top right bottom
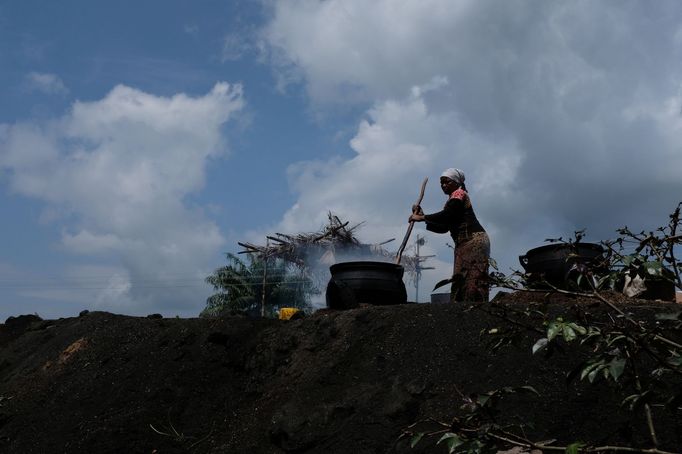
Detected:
left=409, top=168, right=490, bottom=302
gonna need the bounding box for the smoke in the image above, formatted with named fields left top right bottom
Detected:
left=298, top=242, right=410, bottom=310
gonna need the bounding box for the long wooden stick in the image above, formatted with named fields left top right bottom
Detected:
left=261, top=238, right=269, bottom=317
left=396, top=177, right=428, bottom=264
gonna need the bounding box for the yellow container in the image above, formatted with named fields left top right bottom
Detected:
left=279, top=307, right=300, bottom=320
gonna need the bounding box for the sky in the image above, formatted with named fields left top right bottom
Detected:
left=1, top=0, right=681, bottom=320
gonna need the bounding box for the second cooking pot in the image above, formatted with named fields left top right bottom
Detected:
left=519, top=242, right=606, bottom=287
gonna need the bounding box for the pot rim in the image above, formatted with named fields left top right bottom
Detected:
left=330, top=260, right=404, bottom=272
left=524, top=242, right=604, bottom=256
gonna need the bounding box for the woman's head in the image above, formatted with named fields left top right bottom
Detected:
left=440, top=168, right=465, bottom=194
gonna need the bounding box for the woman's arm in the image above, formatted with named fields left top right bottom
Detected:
left=416, top=198, right=464, bottom=233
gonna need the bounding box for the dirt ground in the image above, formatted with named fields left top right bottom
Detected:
left=0, top=291, right=680, bottom=454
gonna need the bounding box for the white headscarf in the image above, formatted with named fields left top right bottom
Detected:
left=441, top=168, right=465, bottom=185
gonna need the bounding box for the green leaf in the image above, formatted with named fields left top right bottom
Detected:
left=567, top=322, right=587, bottom=335
left=580, top=327, right=602, bottom=345
left=565, top=442, right=585, bottom=454
left=547, top=322, right=561, bottom=341
left=608, top=358, right=627, bottom=381
left=477, top=394, right=491, bottom=407
left=519, top=385, right=540, bottom=396
left=588, top=364, right=607, bottom=383
left=621, top=255, right=636, bottom=267
left=606, top=335, right=627, bottom=347
left=532, top=338, right=549, bottom=355
left=436, top=433, right=463, bottom=453
left=409, top=432, right=425, bottom=448
left=580, top=362, right=600, bottom=381
left=580, top=361, right=606, bottom=383
left=562, top=324, right=577, bottom=342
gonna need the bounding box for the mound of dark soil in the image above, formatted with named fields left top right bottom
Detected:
left=0, top=292, right=680, bottom=453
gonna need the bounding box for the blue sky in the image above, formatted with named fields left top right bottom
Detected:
left=2, top=1, right=682, bottom=319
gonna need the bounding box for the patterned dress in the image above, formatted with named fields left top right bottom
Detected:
left=424, top=188, right=490, bottom=302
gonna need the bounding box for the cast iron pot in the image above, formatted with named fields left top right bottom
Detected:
left=326, top=261, right=407, bottom=310
left=519, top=242, right=605, bottom=288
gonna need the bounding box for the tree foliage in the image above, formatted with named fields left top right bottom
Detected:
left=201, top=253, right=317, bottom=318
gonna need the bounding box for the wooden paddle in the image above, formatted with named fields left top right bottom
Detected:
left=395, top=177, right=428, bottom=264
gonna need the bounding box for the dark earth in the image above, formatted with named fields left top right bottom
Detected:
left=0, top=291, right=680, bottom=454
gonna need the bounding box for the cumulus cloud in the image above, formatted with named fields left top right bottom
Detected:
left=262, top=0, right=682, bottom=294
left=0, top=82, right=244, bottom=314
left=24, top=72, right=68, bottom=95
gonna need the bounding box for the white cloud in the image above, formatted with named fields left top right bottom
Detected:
left=61, top=230, right=131, bottom=254
left=262, top=0, right=682, bottom=295
left=24, top=72, right=68, bottom=95
left=0, top=82, right=245, bottom=314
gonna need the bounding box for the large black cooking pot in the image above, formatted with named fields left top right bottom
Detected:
left=519, top=242, right=605, bottom=288
left=326, top=261, right=407, bottom=310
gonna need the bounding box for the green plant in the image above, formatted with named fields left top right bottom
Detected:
left=402, top=385, right=543, bottom=453
left=602, top=202, right=682, bottom=291
left=201, top=253, right=317, bottom=317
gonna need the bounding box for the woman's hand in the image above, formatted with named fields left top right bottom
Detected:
left=410, top=204, right=424, bottom=222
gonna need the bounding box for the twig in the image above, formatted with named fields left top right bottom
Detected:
left=649, top=335, right=682, bottom=355
left=587, top=447, right=678, bottom=453
left=486, top=432, right=538, bottom=450
left=589, top=290, right=682, bottom=350
left=488, top=430, right=680, bottom=453
left=625, top=345, right=659, bottom=447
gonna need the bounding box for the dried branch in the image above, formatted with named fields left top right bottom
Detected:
left=236, top=212, right=423, bottom=276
